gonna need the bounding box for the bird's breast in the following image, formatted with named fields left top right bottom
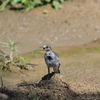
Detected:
left=45, top=51, right=55, bottom=61
left=47, top=56, right=52, bottom=60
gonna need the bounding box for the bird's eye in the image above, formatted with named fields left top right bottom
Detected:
left=46, top=46, right=49, bottom=48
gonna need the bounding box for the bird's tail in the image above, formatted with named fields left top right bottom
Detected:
left=54, top=68, right=60, bottom=73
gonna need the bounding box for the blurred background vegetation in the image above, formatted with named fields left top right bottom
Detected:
left=0, top=0, right=69, bottom=11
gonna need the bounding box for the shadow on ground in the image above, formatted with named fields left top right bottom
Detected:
left=0, top=72, right=100, bottom=100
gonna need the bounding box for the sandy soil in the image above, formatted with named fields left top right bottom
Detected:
left=0, top=0, right=100, bottom=100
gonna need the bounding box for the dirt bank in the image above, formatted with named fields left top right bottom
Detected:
left=0, top=0, right=100, bottom=53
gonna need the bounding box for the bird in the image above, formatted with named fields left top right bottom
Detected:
left=41, top=44, right=61, bottom=74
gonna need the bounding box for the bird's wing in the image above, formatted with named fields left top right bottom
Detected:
left=44, top=53, right=52, bottom=66
left=44, top=53, right=47, bottom=61
left=52, top=51, right=61, bottom=64
left=52, top=51, right=59, bottom=57
left=52, top=51, right=59, bottom=59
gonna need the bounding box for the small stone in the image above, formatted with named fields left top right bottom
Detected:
left=73, top=29, right=76, bottom=32
left=55, top=37, right=58, bottom=41
left=78, top=35, right=82, bottom=38
left=2, top=32, right=6, bottom=35
left=94, top=38, right=98, bottom=41
left=0, top=93, right=8, bottom=100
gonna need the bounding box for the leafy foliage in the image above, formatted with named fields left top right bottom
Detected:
left=0, top=0, right=69, bottom=11
left=0, top=38, right=33, bottom=71
left=16, top=56, right=27, bottom=69
left=43, top=9, right=49, bottom=14
left=0, top=38, right=18, bottom=71
left=0, top=37, right=20, bottom=62
left=53, top=0, right=62, bottom=9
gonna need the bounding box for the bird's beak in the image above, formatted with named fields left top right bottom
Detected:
left=40, top=46, right=46, bottom=51
left=39, top=46, right=45, bottom=50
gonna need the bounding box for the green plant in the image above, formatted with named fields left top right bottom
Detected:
left=43, top=9, right=49, bottom=14
left=0, top=37, right=20, bottom=62
left=0, top=38, right=20, bottom=71
left=0, top=0, right=69, bottom=11
left=0, top=52, right=11, bottom=71
left=16, top=55, right=33, bottom=69
left=33, top=49, right=45, bottom=53
left=0, top=0, right=10, bottom=11
left=16, top=56, right=27, bottom=69
left=0, top=0, right=43, bottom=11
left=53, top=0, right=62, bottom=9
left=0, top=38, right=33, bottom=71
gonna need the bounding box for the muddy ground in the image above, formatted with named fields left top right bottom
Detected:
left=0, top=0, right=100, bottom=100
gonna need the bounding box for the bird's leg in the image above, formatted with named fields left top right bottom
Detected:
left=47, top=67, right=50, bottom=81
left=48, top=67, right=50, bottom=75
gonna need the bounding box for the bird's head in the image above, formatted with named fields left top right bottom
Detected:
left=41, top=45, right=52, bottom=52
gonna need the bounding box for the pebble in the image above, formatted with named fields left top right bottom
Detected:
left=0, top=93, right=8, bottom=100
left=2, top=32, right=6, bottom=35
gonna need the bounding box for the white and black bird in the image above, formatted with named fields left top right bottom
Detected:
left=41, top=44, right=60, bottom=74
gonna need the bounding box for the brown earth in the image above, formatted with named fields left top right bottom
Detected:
left=0, top=0, right=100, bottom=100
left=0, top=0, right=100, bottom=53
